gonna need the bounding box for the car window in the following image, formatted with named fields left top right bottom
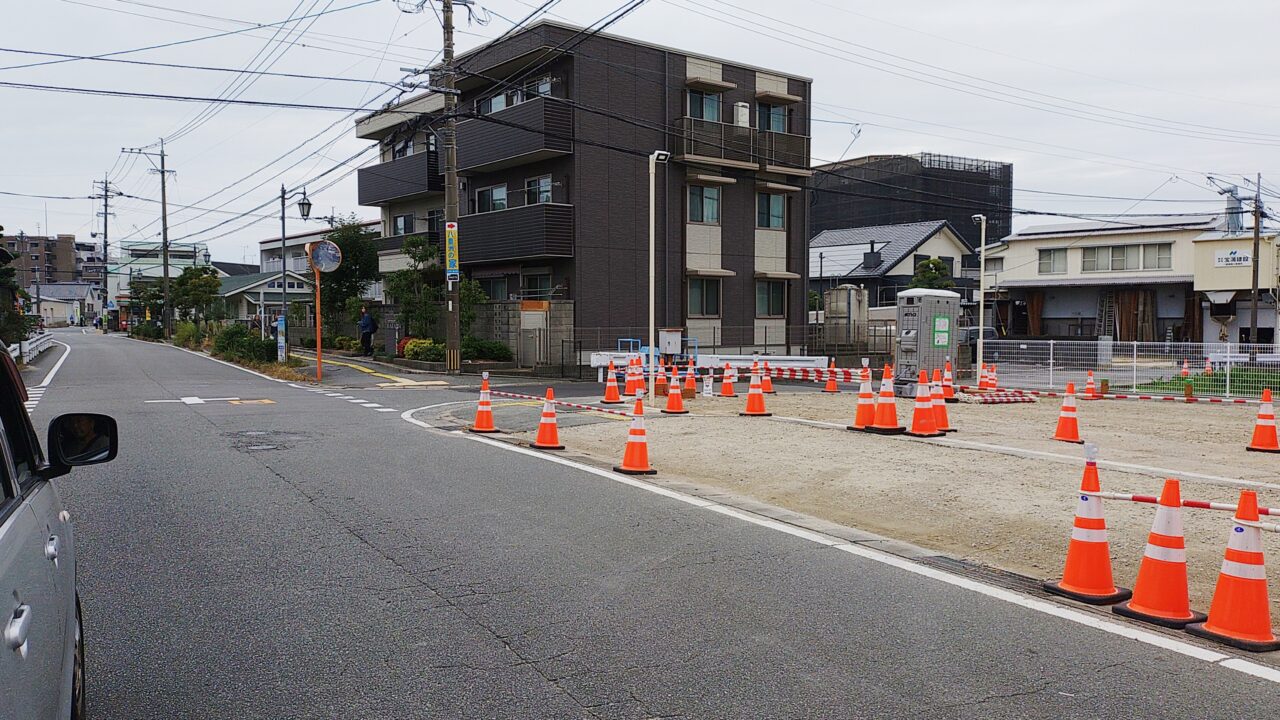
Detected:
left=0, top=356, right=39, bottom=484
left=0, top=415, right=19, bottom=504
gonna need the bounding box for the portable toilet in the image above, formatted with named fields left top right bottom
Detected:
left=894, top=288, right=960, bottom=396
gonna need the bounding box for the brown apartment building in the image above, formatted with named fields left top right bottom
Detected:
left=1, top=233, right=77, bottom=289
left=354, top=20, right=811, bottom=362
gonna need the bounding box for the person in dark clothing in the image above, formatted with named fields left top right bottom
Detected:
left=357, top=306, right=377, bottom=357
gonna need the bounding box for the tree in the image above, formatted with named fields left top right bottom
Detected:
left=318, top=217, right=380, bottom=332
left=0, top=260, right=34, bottom=345
left=172, top=265, right=221, bottom=321
left=459, top=277, right=488, bottom=336
left=128, top=278, right=164, bottom=323
left=908, top=258, right=956, bottom=290
left=382, top=234, right=442, bottom=338
left=808, top=290, right=822, bottom=312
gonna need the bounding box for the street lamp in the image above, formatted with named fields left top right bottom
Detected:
left=279, top=185, right=311, bottom=356
left=648, top=149, right=670, bottom=402
left=972, top=214, right=988, bottom=377
left=202, top=248, right=211, bottom=266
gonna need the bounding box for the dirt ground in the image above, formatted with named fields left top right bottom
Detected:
left=512, top=385, right=1280, bottom=618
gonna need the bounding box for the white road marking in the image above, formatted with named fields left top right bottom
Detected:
left=38, top=340, right=72, bottom=387
left=399, top=402, right=1280, bottom=687
left=374, top=407, right=397, bottom=413
left=361, top=403, right=381, bottom=408
left=346, top=398, right=368, bottom=403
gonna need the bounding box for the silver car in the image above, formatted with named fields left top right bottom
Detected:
left=1, top=352, right=117, bottom=719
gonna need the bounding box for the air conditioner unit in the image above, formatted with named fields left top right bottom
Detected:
left=733, top=102, right=750, bottom=128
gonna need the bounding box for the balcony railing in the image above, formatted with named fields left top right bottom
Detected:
left=371, top=230, right=442, bottom=255
left=457, top=202, right=573, bottom=264
left=357, top=150, right=444, bottom=206
left=673, top=117, right=756, bottom=169
left=456, top=97, right=573, bottom=173
left=261, top=258, right=312, bottom=273
left=755, top=130, right=810, bottom=173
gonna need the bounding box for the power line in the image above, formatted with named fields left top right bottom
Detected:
left=0, top=80, right=425, bottom=113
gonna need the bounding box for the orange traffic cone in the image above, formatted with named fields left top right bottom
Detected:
left=601, top=361, right=623, bottom=404
left=624, top=358, right=639, bottom=397
left=1052, top=382, right=1084, bottom=444
left=849, top=366, right=876, bottom=432
left=823, top=359, right=840, bottom=393
left=1205, top=356, right=1213, bottom=376
left=905, top=371, right=943, bottom=438
left=614, top=395, right=656, bottom=475
left=532, top=388, right=565, bottom=450
left=719, top=363, right=737, bottom=398
left=469, top=372, right=499, bottom=433
left=761, top=361, right=776, bottom=394
left=683, top=365, right=698, bottom=397
left=740, top=370, right=771, bottom=417
left=662, top=371, right=689, bottom=414
left=638, top=358, right=647, bottom=394
left=931, top=370, right=954, bottom=433
left=990, top=364, right=999, bottom=390
left=1247, top=389, right=1280, bottom=453
left=867, top=371, right=905, bottom=435
left=1043, top=445, right=1132, bottom=605
left=1083, top=370, right=1099, bottom=400
left=978, top=363, right=990, bottom=390
left=654, top=364, right=669, bottom=399
left=1181, top=359, right=1190, bottom=378
left=1187, top=490, right=1280, bottom=652
left=1112, top=478, right=1205, bottom=628
left=943, top=359, right=957, bottom=403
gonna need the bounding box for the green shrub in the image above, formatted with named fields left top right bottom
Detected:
left=172, top=321, right=203, bottom=350
left=462, top=336, right=513, bottom=362
left=212, top=323, right=277, bottom=363
left=332, top=335, right=357, bottom=351
left=129, top=322, right=163, bottom=340
left=404, top=338, right=445, bottom=362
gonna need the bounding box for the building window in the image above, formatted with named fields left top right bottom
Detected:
left=756, top=193, right=785, bottom=229
left=940, top=257, right=954, bottom=276
left=688, top=278, right=721, bottom=317
left=1082, top=243, right=1173, bottom=272
left=688, top=186, right=721, bottom=224
left=393, top=213, right=414, bottom=236
left=423, top=208, right=443, bottom=234
left=478, top=277, right=508, bottom=301
left=755, top=280, right=786, bottom=317
left=1081, top=247, right=1100, bottom=272
left=688, top=90, right=721, bottom=122
left=521, top=273, right=551, bottom=297
left=524, top=176, right=552, bottom=205
left=524, top=76, right=552, bottom=99
left=1038, top=248, right=1066, bottom=274
left=392, top=138, right=413, bottom=159
left=757, top=102, right=786, bottom=132
left=1110, top=245, right=1140, bottom=271
left=913, top=254, right=930, bottom=272
left=477, top=185, right=507, bottom=213
left=478, top=92, right=508, bottom=115
left=1143, top=243, right=1172, bottom=269
left=985, top=257, right=1004, bottom=273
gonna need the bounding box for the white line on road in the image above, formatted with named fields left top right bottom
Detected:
left=38, top=340, right=72, bottom=387
left=399, top=402, right=1280, bottom=687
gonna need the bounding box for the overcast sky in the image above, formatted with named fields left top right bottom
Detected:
left=3, top=0, right=1279, bottom=263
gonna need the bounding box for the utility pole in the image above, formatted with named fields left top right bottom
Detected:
left=124, top=140, right=174, bottom=338
left=442, top=0, right=462, bottom=375
left=1251, top=172, right=1262, bottom=344
left=93, top=172, right=115, bottom=331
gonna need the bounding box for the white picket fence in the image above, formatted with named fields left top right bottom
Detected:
left=7, top=332, right=54, bottom=364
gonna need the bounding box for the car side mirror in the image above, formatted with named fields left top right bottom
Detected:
left=47, top=414, right=118, bottom=469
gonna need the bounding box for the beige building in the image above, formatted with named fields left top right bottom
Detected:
left=986, top=214, right=1278, bottom=342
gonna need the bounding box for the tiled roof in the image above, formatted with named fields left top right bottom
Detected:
left=809, top=220, right=965, bottom=278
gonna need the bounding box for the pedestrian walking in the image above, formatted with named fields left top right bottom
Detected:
left=358, top=306, right=378, bottom=357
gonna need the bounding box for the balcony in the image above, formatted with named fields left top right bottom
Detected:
left=357, top=150, right=444, bottom=206
left=262, top=258, right=312, bottom=274
left=456, top=97, right=573, bottom=173
left=755, top=130, right=812, bottom=176
left=457, top=202, right=573, bottom=264
left=371, top=231, right=442, bottom=255
left=673, top=117, right=757, bottom=170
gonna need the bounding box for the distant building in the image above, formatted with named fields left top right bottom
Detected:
left=0, top=233, right=77, bottom=288
left=808, top=220, right=973, bottom=307
left=26, top=282, right=98, bottom=323
left=810, top=153, right=1012, bottom=253
left=256, top=221, right=382, bottom=300
left=212, top=261, right=259, bottom=277
left=107, top=240, right=212, bottom=324
left=73, top=241, right=106, bottom=291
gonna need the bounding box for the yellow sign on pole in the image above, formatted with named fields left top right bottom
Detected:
left=445, top=221, right=460, bottom=282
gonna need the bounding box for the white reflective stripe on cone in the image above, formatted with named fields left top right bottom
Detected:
left=1077, top=495, right=1105, bottom=519
left=1150, top=506, right=1184, bottom=537
left=1071, top=527, right=1109, bottom=542
left=1228, top=525, right=1265, bottom=553
left=1259, top=419, right=1276, bottom=427
left=1144, top=543, right=1187, bottom=563
left=1221, top=559, right=1268, bottom=580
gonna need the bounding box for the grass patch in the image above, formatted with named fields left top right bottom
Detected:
left=234, top=359, right=310, bottom=382
left=1134, top=368, right=1280, bottom=398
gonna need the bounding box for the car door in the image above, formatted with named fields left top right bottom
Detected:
left=0, top=418, right=65, bottom=720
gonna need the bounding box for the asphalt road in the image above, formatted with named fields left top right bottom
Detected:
left=25, top=328, right=1280, bottom=718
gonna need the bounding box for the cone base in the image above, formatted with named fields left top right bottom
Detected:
left=905, top=429, right=945, bottom=438
left=468, top=427, right=501, bottom=434
left=531, top=442, right=565, bottom=450
left=945, top=398, right=959, bottom=404
left=938, top=427, right=957, bottom=433
left=614, top=465, right=657, bottom=475
left=740, top=411, right=773, bottom=417
left=1053, top=436, right=1085, bottom=444
left=763, top=390, right=777, bottom=395
left=847, top=425, right=868, bottom=432
left=599, top=399, right=625, bottom=405
left=718, top=394, right=738, bottom=398
left=823, top=389, right=841, bottom=394
left=1246, top=445, right=1280, bottom=453
left=1042, top=580, right=1131, bottom=605
left=661, top=409, right=689, bottom=415
left=1112, top=601, right=1205, bottom=629
left=1186, top=622, right=1280, bottom=652
left=865, top=426, right=906, bottom=435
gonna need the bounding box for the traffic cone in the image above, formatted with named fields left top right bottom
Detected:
left=624, top=358, right=639, bottom=397
left=683, top=364, right=698, bottom=397
left=1113, top=479, right=1206, bottom=628
left=531, top=388, right=565, bottom=450
left=990, top=364, right=999, bottom=390
left=978, top=363, right=990, bottom=390
left=905, top=371, right=943, bottom=438
left=614, top=395, right=657, bottom=475
left=943, top=359, right=957, bottom=403
left=1083, top=370, right=1099, bottom=400
left=662, top=371, right=689, bottom=414
left=849, top=366, right=876, bottom=432
left=867, top=371, right=906, bottom=435
left=719, top=363, right=737, bottom=398
left=740, top=370, right=771, bottom=417
left=761, top=361, right=776, bottom=394
left=931, top=370, right=954, bottom=433
left=1043, top=445, right=1132, bottom=605
left=1181, top=359, right=1190, bottom=378
left=638, top=357, right=647, bottom=394
left=1247, top=389, right=1280, bottom=453
left=1052, top=382, right=1084, bottom=444
left=823, top=359, right=840, bottom=393
left=601, top=361, right=624, bottom=404
left=1205, top=356, right=1213, bottom=376
left=469, top=372, right=499, bottom=434
left=654, top=364, right=669, bottom=399
left=1187, top=490, right=1280, bottom=652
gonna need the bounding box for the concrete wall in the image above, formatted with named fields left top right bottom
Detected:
left=1193, top=234, right=1279, bottom=292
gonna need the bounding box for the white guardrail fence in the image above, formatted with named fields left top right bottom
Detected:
left=979, top=339, right=1280, bottom=399
left=7, top=332, right=54, bottom=364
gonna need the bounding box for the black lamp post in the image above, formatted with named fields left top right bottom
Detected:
left=278, top=186, right=311, bottom=351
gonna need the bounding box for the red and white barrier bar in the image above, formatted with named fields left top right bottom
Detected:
left=490, top=390, right=634, bottom=418
left=1086, top=490, right=1280, bottom=532
left=956, top=385, right=1257, bottom=405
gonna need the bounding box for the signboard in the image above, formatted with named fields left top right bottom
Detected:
left=276, top=315, right=286, bottom=363
left=444, top=221, right=460, bottom=282
left=1215, top=249, right=1252, bottom=268
left=932, top=315, right=950, bottom=348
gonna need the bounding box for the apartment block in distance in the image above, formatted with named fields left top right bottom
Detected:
left=354, top=20, right=812, bottom=365
left=0, top=233, right=77, bottom=288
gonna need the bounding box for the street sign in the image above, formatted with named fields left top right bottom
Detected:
left=445, top=221, right=460, bottom=282
left=277, top=315, right=286, bottom=363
